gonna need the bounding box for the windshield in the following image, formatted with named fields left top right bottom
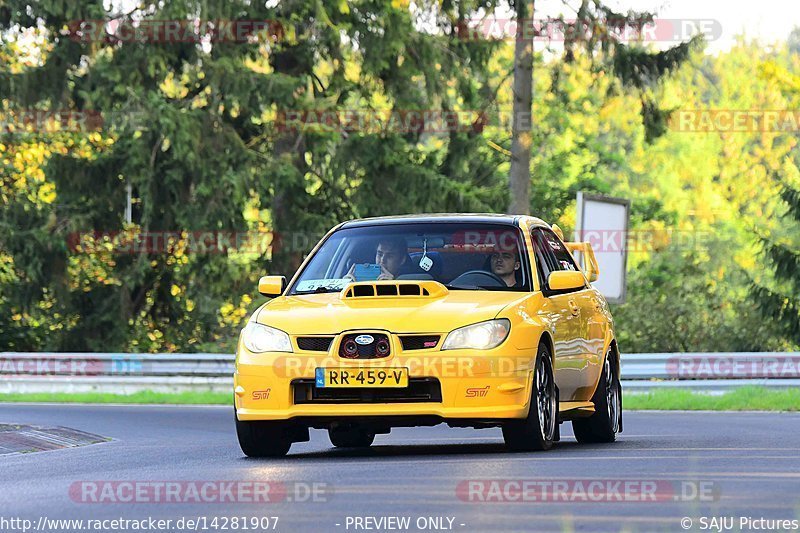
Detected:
left=288, top=222, right=532, bottom=294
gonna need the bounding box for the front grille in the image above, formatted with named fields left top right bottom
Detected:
left=292, top=378, right=442, bottom=404
left=338, top=333, right=391, bottom=359
left=400, top=335, right=440, bottom=350
left=297, top=336, right=334, bottom=352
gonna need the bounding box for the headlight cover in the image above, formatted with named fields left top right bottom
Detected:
left=241, top=322, right=292, bottom=353
left=441, top=319, right=511, bottom=351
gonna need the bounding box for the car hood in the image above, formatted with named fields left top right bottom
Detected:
left=255, top=289, right=529, bottom=334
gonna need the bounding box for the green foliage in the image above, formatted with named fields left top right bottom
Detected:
left=0, top=390, right=230, bottom=404
left=752, top=179, right=800, bottom=341
left=3, top=387, right=799, bottom=411
left=746, top=56, right=800, bottom=344
left=612, top=37, right=800, bottom=352
left=1, top=0, right=799, bottom=354
left=626, top=387, right=800, bottom=412
left=615, top=239, right=793, bottom=353
left=1, top=0, right=510, bottom=351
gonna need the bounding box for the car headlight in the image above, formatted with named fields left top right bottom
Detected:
left=441, top=319, right=511, bottom=350
left=241, top=322, right=293, bottom=353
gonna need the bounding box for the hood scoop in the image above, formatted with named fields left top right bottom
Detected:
left=341, top=280, right=449, bottom=299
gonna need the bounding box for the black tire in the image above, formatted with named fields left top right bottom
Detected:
left=328, top=427, right=375, bottom=448
left=502, top=344, right=557, bottom=452
left=235, top=413, right=292, bottom=457
left=572, top=347, right=621, bottom=444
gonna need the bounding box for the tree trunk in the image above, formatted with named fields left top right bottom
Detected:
left=508, top=0, right=534, bottom=215
left=269, top=136, right=307, bottom=277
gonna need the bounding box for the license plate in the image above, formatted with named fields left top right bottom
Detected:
left=315, top=367, right=408, bottom=388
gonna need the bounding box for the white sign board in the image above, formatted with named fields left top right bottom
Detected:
left=575, top=192, right=629, bottom=304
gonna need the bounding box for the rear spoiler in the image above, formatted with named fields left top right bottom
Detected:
left=551, top=224, right=599, bottom=282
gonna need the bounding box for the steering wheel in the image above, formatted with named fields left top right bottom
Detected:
left=448, top=270, right=507, bottom=288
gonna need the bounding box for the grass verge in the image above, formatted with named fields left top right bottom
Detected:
left=624, top=386, right=800, bottom=411
left=0, top=391, right=229, bottom=405
left=0, top=386, right=797, bottom=410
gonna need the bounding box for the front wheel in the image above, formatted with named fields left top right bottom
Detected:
left=235, top=413, right=292, bottom=457
left=572, top=347, right=621, bottom=444
left=502, top=344, right=557, bottom=452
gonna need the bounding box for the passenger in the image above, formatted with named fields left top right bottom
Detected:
left=346, top=237, right=423, bottom=281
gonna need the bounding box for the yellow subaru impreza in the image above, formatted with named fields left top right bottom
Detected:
left=234, top=214, right=621, bottom=456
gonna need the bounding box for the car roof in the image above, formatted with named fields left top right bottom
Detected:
left=340, top=213, right=549, bottom=228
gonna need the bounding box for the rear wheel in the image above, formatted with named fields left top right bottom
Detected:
left=235, top=413, right=292, bottom=457
left=328, top=427, right=375, bottom=448
left=502, top=344, right=557, bottom=452
left=573, top=347, right=621, bottom=444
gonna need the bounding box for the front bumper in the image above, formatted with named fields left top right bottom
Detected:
left=234, top=341, right=535, bottom=422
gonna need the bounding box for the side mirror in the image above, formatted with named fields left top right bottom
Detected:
left=548, top=271, right=586, bottom=291
left=563, top=241, right=600, bottom=282
left=258, top=275, right=287, bottom=297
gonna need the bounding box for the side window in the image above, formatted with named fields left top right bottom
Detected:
left=532, top=227, right=582, bottom=293
left=539, top=228, right=579, bottom=272
left=531, top=228, right=558, bottom=287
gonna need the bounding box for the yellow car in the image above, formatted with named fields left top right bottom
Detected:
left=234, top=214, right=621, bottom=456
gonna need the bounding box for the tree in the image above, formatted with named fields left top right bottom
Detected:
left=749, top=40, right=800, bottom=342
left=752, top=177, right=800, bottom=342
left=5, top=1, right=793, bottom=354
left=750, top=105, right=800, bottom=343
left=0, top=0, right=509, bottom=351
left=612, top=39, right=800, bottom=352
left=506, top=0, right=700, bottom=213
left=508, top=0, right=533, bottom=214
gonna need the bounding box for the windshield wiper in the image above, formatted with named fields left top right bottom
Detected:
left=444, top=284, right=486, bottom=291
left=293, top=286, right=341, bottom=294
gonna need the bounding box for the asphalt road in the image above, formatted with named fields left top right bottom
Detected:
left=0, top=405, right=799, bottom=533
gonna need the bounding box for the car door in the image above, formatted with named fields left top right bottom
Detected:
left=536, top=227, right=607, bottom=400
left=577, top=281, right=611, bottom=398
left=531, top=227, right=586, bottom=401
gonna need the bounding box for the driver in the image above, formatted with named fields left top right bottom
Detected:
left=489, top=250, right=521, bottom=287
left=347, top=237, right=421, bottom=281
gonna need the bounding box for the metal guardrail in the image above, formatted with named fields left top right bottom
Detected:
left=0, top=353, right=232, bottom=394
left=621, top=352, right=800, bottom=393
left=1, top=352, right=799, bottom=394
